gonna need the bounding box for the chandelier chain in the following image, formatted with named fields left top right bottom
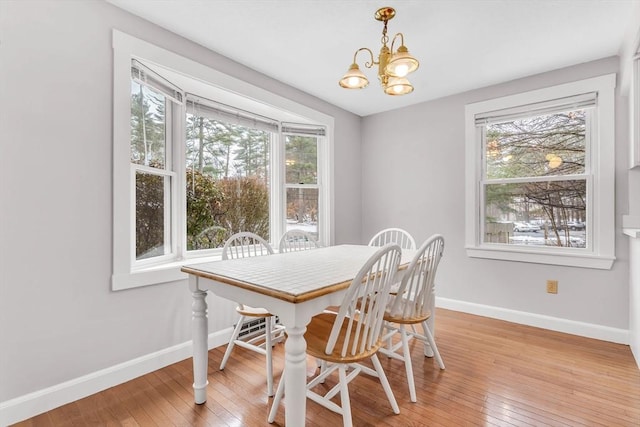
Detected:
left=381, top=20, right=389, bottom=46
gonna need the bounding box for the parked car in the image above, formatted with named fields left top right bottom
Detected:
left=557, top=221, right=586, bottom=231
left=567, top=221, right=586, bottom=231
left=513, top=222, right=540, bottom=232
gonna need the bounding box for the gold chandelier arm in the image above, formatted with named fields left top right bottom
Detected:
left=353, top=47, right=377, bottom=68
left=390, top=32, right=405, bottom=53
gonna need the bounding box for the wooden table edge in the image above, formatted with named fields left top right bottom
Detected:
left=181, top=265, right=352, bottom=304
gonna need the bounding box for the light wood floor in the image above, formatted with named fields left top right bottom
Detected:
left=13, top=309, right=640, bottom=426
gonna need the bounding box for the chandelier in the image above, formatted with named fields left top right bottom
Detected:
left=339, top=7, right=419, bottom=96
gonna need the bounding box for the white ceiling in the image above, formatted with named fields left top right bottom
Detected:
left=106, top=0, right=639, bottom=117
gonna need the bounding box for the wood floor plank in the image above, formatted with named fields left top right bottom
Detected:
left=11, top=309, right=640, bottom=426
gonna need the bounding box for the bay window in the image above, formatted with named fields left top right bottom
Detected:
left=112, top=31, right=333, bottom=290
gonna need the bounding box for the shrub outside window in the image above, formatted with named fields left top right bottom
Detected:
left=185, top=96, right=275, bottom=252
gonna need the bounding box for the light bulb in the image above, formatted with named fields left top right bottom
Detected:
left=394, top=64, right=409, bottom=77
left=393, top=84, right=404, bottom=94
left=548, top=157, right=562, bottom=168
left=347, top=77, right=360, bottom=87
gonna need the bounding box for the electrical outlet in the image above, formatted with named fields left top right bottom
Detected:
left=546, top=280, right=558, bottom=294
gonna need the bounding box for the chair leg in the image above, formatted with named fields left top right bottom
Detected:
left=411, top=323, right=433, bottom=357
left=268, top=368, right=285, bottom=423
left=371, top=353, right=400, bottom=414
left=422, top=321, right=445, bottom=370
left=220, top=315, right=245, bottom=370
left=338, top=366, right=353, bottom=427
left=400, top=326, right=417, bottom=403
left=424, top=308, right=436, bottom=357
left=265, top=316, right=274, bottom=396
left=317, top=359, right=328, bottom=383
left=386, top=323, right=394, bottom=352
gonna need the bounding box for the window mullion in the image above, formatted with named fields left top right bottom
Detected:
left=271, top=130, right=284, bottom=246
left=172, top=101, right=187, bottom=259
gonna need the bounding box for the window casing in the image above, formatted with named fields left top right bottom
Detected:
left=465, top=74, right=616, bottom=269
left=632, top=53, right=640, bottom=169
left=112, top=31, right=334, bottom=290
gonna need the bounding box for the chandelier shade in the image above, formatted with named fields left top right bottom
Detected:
left=386, top=45, right=419, bottom=77
left=384, top=76, right=414, bottom=96
left=339, top=63, right=369, bottom=89
left=339, top=7, right=419, bottom=96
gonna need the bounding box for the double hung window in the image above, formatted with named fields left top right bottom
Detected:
left=130, top=60, right=181, bottom=265
left=283, top=123, right=324, bottom=236
left=465, top=75, right=615, bottom=269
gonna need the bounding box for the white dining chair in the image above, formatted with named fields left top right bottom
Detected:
left=368, top=227, right=417, bottom=250
left=219, top=231, right=285, bottom=397
left=278, top=229, right=321, bottom=252
left=268, top=243, right=403, bottom=427
left=379, top=234, right=446, bottom=403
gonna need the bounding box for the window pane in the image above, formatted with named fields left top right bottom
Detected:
left=484, top=180, right=587, bottom=248
left=286, top=187, right=318, bottom=237
left=130, top=81, right=166, bottom=168
left=135, top=171, right=171, bottom=259
left=485, top=110, right=586, bottom=179
left=185, top=113, right=270, bottom=250
left=285, top=135, right=317, bottom=184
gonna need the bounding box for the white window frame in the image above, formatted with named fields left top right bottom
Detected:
left=632, top=53, right=640, bottom=169
left=281, top=124, right=326, bottom=241
left=112, top=30, right=334, bottom=290
left=464, top=74, right=616, bottom=269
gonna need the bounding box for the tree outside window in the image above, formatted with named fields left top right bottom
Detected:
left=130, top=81, right=172, bottom=260
left=465, top=74, right=615, bottom=269
left=185, top=112, right=271, bottom=251
left=285, top=134, right=319, bottom=237
left=483, top=109, right=588, bottom=248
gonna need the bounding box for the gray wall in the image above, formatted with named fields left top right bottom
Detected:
left=361, top=57, right=630, bottom=331
left=0, top=0, right=362, bottom=402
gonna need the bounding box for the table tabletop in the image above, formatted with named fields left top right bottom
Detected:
left=182, top=244, right=414, bottom=303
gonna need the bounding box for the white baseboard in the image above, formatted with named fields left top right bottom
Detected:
left=0, top=330, right=230, bottom=427
left=436, top=297, right=630, bottom=344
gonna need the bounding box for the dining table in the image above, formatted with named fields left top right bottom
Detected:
left=181, top=244, right=417, bottom=426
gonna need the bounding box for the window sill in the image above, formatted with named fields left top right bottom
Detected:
left=623, top=215, right=640, bottom=238
left=466, top=246, right=615, bottom=270
left=624, top=228, right=640, bottom=238
left=112, top=248, right=295, bottom=291
left=111, top=255, right=223, bottom=291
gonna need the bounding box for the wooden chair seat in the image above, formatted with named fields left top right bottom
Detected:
left=384, top=310, right=431, bottom=325
left=236, top=305, right=273, bottom=317
left=305, top=312, right=381, bottom=364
